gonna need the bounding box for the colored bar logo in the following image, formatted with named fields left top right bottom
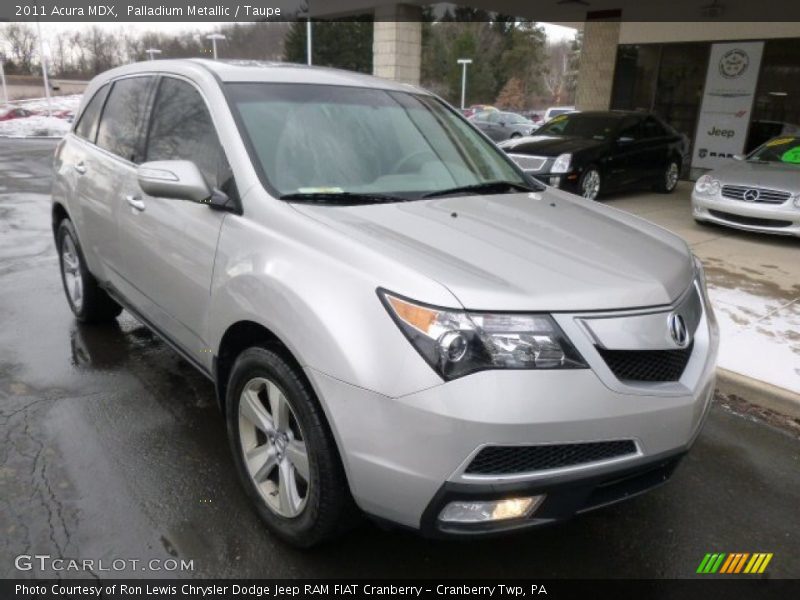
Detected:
left=697, top=553, right=773, bottom=574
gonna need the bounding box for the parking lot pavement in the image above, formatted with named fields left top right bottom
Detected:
left=606, top=184, right=800, bottom=395
left=1, top=140, right=799, bottom=579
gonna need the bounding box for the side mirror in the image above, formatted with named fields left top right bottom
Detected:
left=137, top=160, right=212, bottom=203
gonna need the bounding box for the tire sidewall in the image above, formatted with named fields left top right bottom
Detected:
left=580, top=167, right=601, bottom=200
left=225, top=347, right=326, bottom=545
left=57, top=220, right=88, bottom=319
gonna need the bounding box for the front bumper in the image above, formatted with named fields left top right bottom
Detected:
left=304, top=285, right=718, bottom=534
left=692, top=191, right=800, bottom=237
left=532, top=171, right=581, bottom=193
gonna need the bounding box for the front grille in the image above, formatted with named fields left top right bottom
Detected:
left=465, top=440, right=638, bottom=475
left=709, top=210, right=793, bottom=229
left=596, top=343, right=693, bottom=382
left=721, top=185, right=791, bottom=204
left=507, top=153, right=547, bottom=172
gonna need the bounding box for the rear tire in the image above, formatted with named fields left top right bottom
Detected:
left=656, top=159, right=680, bottom=193
left=57, top=219, right=122, bottom=323
left=226, top=346, right=357, bottom=547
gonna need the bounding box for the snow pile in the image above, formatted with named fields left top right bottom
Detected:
left=0, top=94, right=83, bottom=138
left=0, top=115, right=72, bottom=138
left=16, top=94, right=83, bottom=114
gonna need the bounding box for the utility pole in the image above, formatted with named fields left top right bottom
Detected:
left=36, top=20, right=52, bottom=117
left=145, top=48, right=162, bottom=61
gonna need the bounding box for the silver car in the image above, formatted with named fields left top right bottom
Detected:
left=692, top=135, right=800, bottom=236
left=53, top=60, right=719, bottom=547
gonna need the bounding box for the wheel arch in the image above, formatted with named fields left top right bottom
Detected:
left=214, top=319, right=356, bottom=495
left=52, top=202, right=70, bottom=239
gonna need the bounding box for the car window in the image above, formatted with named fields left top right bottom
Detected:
left=749, top=136, right=800, bottom=165
left=643, top=117, right=667, bottom=138
left=74, top=84, right=109, bottom=142
left=618, top=117, right=644, bottom=141
left=227, top=83, right=527, bottom=199
left=538, top=113, right=619, bottom=140
left=96, top=76, right=153, bottom=162
left=488, top=112, right=504, bottom=123
left=145, top=77, right=229, bottom=189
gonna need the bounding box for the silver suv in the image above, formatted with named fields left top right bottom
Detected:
left=53, top=60, right=719, bottom=547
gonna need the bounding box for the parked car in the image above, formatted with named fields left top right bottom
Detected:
left=692, top=135, right=800, bottom=236
left=744, top=120, right=800, bottom=154
left=0, top=107, right=34, bottom=121
left=543, top=105, right=576, bottom=122
left=462, top=104, right=497, bottom=119
left=498, top=111, right=689, bottom=200
left=471, top=110, right=537, bottom=141
left=53, top=60, right=718, bottom=547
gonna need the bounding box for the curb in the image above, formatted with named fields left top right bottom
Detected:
left=716, top=368, right=800, bottom=419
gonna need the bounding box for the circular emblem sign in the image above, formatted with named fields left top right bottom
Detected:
left=719, top=49, right=749, bottom=79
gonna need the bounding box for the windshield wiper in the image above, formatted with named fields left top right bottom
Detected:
left=421, top=180, right=537, bottom=199
left=280, top=191, right=412, bottom=205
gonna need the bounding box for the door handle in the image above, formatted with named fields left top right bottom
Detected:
left=126, top=195, right=146, bottom=212
left=73, top=162, right=87, bottom=175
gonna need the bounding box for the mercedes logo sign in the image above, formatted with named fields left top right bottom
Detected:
left=743, top=188, right=760, bottom=202
left=668, top=313, right=691, bottom=348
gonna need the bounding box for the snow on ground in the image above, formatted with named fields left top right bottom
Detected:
left=0, top=115, right=72, bottom=138
left=708, top=284, right=800, bottom=394
left=0, top=94, right=82, bottom=138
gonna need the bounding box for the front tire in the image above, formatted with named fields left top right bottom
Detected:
left=226, top=347, right=356, bottom=547
left=579, top=166, right=602, bottom=200
left=57, top=219, right=122, bottom=323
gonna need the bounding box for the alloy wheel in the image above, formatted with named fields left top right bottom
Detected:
left=665, top=162, right=679, bottom=191
left=60, top=235, right=83, bottom=312
left=582, top=169, right=601, bottom=200
left=238, top=377, right=310, bottom=518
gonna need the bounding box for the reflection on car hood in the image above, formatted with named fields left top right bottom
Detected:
left=712, top=160, right=800, bottom=192
left=499, top=135, right=606, bottom=156
left=293, top=191, right=692, bottom=311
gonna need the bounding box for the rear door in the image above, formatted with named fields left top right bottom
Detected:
left=79, top=76, right=154, bottom=287
left=116, top=76, right=232, bottom=358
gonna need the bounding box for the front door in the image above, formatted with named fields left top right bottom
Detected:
left=116, top=76, right=232, bottom=359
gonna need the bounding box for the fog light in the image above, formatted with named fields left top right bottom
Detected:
left=550, top=176, right=561, bottom=187
left=438, top=496, right=544, bottom=523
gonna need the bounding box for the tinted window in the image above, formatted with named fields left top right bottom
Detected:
left=96, top=77, right=153, bottom=162
left=145, top=78, right=228, bottom=188
left=618, top=117, right=645, bottom=141
left=538, top=113, right=620, bottom=140
left=74, top=84, right=109, bottom=142
left=643, top=117, right=667, bottom=138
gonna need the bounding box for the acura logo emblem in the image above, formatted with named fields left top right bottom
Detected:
left=668, top=313, right=690, bottom=348
left=743, top=189, right=760, bottom=202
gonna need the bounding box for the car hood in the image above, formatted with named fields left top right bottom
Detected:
left=499, top=135, right=606, bottom=156
left=292, top=192, right=692, bottom=311
left=712, top=160, right=800, bottom=191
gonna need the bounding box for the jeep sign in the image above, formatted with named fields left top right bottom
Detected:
left=693, top=42, right=764, bottom=171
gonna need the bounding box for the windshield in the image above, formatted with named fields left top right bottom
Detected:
left=537, top=113, right=619, bottom=140
left=748, top=136, right=800, bottom=165
left=226, top=83, right=531, bottom=201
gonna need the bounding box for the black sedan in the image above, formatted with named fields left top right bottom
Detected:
left=497, top=111, right=689, bottom=200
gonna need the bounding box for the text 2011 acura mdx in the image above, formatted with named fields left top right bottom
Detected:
left=53, top=60, right=719, bottom=547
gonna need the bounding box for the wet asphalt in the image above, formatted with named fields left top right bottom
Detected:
left=0, top=138, right=798, bottom=579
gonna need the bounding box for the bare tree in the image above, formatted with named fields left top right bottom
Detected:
left=1, top=23, right=38, bottom=74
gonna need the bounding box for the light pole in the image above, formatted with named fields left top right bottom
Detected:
left=457, top=58, right=472, bottom=110
left=0, top=55, right=7, bottom=105
left=145, top=48, right=162, bottom=61
left=206, top=33, right=226, bottom=60
left=35, top=20, right=52, bottom=117
left=307, top=17, right=313, bottom=65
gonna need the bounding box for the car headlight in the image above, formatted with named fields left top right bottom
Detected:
left=551, top=153, right=572, bottom=174
left=694, top=174, right=720, bottom=195
left=379, top=290, right=587, bottom=381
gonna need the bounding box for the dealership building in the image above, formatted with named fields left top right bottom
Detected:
left=311, top=1, right=800, bottom=177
